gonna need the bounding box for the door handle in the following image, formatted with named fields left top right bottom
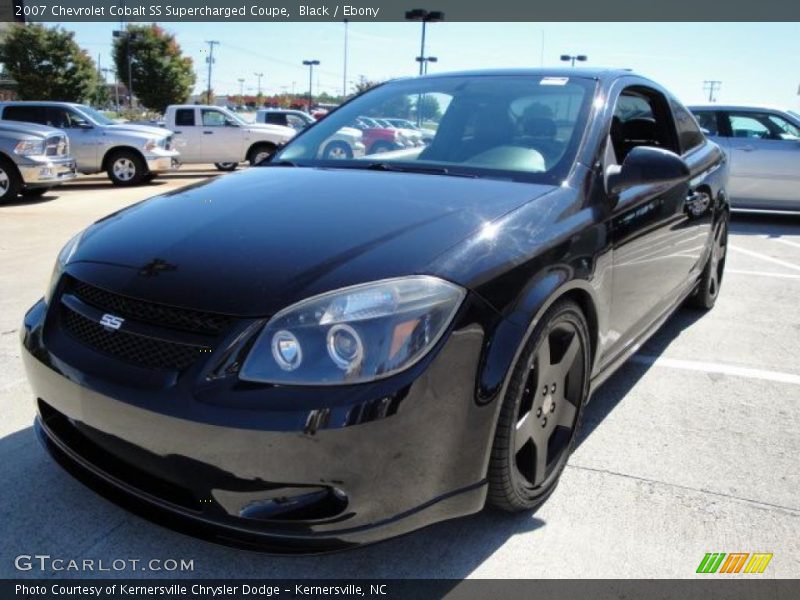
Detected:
left=203, top=131, right=214, bottom=135
left=173, top=130, right=182, bottom=134
left=735, top=145, right=755, bottom=152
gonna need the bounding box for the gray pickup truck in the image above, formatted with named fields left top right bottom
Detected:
left=0, top=102, right=179, bottom=186
left=0, top=121, right=76, bottom=203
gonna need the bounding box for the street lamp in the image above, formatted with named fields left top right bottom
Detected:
left=112, top=29, right=139, bottom=108
left=560, top=54, right=587, bottom=67
left=302, top=60, right=320, bottom=111
left=405, top=9, right=445, bottom=76
left=415, top=56, right=438, bottom=75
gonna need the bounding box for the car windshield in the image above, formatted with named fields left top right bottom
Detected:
left=77, top=105, right=116, bottom=126
left=276, top=74, right=595, bottom=183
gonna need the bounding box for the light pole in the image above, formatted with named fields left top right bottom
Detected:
left=405, top=9, right=445, bottom=76
left=254, top=72, right=264, bottom=96
left=205, top=40, right=220, bottom=103
left=343, top=19, right=349, bottom=98
left=112, top=29, right=138, bottom=108
left=302, top=60, right=320, bottom=111
left=560, top=54, right=587, bottom=67
left=415, top=56, right=437, bottom=75
left=238, top=78, right=245, bottom=105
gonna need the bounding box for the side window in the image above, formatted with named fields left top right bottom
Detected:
left=45, top=108, right=71, bottom=129
left=609, top=87, right=678, bottom=163
left=65, top=109, right=90, bottom=128
left=286, top=115, right=307, bottom=130
left=691, top=110, right=721, bottom=136
left=201, top=109, right=226, bottom=127
left=265, top=113, right=287, bottom=126
left=3, top=105, right=46, bottom=124
left=670, top=97, right=705, bottom=154
left=175, top=109, right=195, bottom=127
left=726, top=112, right=796, bottom=141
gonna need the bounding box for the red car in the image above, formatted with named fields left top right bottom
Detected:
left=353, top=117, right=403, bottom=154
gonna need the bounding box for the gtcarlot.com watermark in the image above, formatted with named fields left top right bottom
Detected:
left=14, top=554, right=194, bottom=573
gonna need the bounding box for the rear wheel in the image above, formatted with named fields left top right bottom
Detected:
left=688, top=215, right=728, bottom=310
left=370, top=141, right=393, bottom=154
left=0, top=158, right=22, bottom=203
left=322, top=141, right=352, bottom=160
left=106, top=150, right=146, bottom=186
left=214, top=162, right=238, bottom=171
left=488, top=300, right=591, bottom=512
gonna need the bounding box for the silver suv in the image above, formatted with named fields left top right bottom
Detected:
left=0, top=121, right=76, bottom=203
left=0, top=102, right=179, bottom=186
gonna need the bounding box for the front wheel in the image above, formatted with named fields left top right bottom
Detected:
left=688, top=215, right=728, bottom=310
left=322, top=141, right=353, bottom=160
left=488, top=300, right=591, bottom=512
left=214, top=162, right=238, bottom=172
left=0, top=158, right=22, bottom=203
left=106, top=150, right=146, bottom=186
left=248, top=144, right=276, bottom=166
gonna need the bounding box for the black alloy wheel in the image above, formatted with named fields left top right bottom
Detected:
left=489, top=300, right=591, bottom=512
left=689, top=215, right=728, bottom=310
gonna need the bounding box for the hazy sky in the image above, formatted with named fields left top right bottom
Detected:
left=61, top=21, right=800, bottom=107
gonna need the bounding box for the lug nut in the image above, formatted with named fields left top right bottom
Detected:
left=551, top=383, right=557, bottom=393
left=550, top=402, right=556, bottom=413
left=542, top=385, right=548, bottom=395
left=536, top=407, right=542, bottom=417
left=541, top=417, right=547, bottom=427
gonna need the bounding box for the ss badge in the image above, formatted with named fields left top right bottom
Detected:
left=100, top=313, right=125, bottom=331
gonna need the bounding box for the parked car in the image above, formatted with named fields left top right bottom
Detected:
left=352, top=117, right=403, bottom=154
left=357, top=116, right=416, bottom=149
left=22, top=69, right=728, bottom=552
left=0, top=121, right=76, bottom=202
left=163, top=105, right=295, bottom=171
left=689, top=104, right=800, bottom=211
left=0, top=102, right=178, bottom=186
left=382, top=117, right=436, bottom=143
left=255, top=109, right=366, bottom=159
left=374, top=118, right=425, bottom=146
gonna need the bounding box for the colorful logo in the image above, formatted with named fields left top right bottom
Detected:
left=697, top=552, right=773, bottom=574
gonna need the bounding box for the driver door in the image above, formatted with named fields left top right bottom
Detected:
left=199, top=109, right=243, bottom=163
left=46, top=107, right=99, bottom=172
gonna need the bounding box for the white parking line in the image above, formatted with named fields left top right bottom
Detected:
left=631, top=355, right=800, bottom=385
left=774, top=238, right=800, bottom=251
left=728, top=245, right=800, bottom=273
left=727, top=269, right=800, bottom=280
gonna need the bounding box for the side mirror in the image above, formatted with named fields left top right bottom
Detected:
left=225, top=119, right=239, bottom=127
left=605, top=146, right=689, bottom=195
left=75, top=121, right=93, bottom=129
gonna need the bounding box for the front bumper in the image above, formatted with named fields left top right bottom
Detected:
left=144, top=150, right=181, bottom=173
left=21, top=297, right=493, bottom=552
left=17, top=157, right=77, bottom=187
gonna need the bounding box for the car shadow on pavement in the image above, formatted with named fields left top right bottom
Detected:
left=728, top=211, right=800, bottom=237
left=0, top=194, right=62, bottom=208
left=0, top=424, right=544, bottom=580
left=577, top=306, right=706, bottom=447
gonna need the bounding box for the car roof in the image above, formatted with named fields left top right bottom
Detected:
left=687, top=104, right=792, bottom=113
left=0, top=100, right=84, bottom=107
left=411, top=67, right=638, bottom=82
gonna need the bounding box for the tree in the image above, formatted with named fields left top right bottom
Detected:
left=198, top=89, right=215, bottom=105
left=113, top=24, right=195, bottom=112
left=353, top=76, right=380, bottom=95
left=416, top=95, right=442, bottom=122
left=0, top=24, right=97, bottom=102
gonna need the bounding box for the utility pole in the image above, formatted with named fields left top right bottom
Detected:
left=302, top=60, right=320, bottom=111
left=238, top=78, right=245, bottom=105
left=703, top=80, right=722, bottom=103
left=254, top=72, right=264, bottom=97
left=205, top=40, right=220, bottom=103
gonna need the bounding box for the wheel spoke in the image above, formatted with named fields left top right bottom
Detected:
left=559, top=333, right=580, bottom=374
left=556, top=400, right=577, bottom=427
left=515, top=412, right=533, bottom=453
left=531, top=434, right=548, bottom=486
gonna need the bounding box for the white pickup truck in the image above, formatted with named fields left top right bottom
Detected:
left=163, top=105, right=296, bottom=171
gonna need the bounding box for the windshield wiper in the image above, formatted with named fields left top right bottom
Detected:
left=359, top=163, right=477, bottom=178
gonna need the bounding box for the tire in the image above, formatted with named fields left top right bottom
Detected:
left=248, top=144, right=276, bottom=166
left=322, top=141, right=353, bottom=160
left=106, top=150, right=147, bottom=186
left=369, top=141, right=393, bottom=155
left=0, top=157, right=22, bottom=203
left=22, top=187, right=52, bottom=197
left=488, top=300, right=591, bottom=512
left=214, top=162, right=238, bottom=171
left=688, top=215, right=728, bottom=310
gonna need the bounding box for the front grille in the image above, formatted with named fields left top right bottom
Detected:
left=70, top=278, right=232, bottom=336
left=62, top=308, right=207, bottom=371
left=45, top=135, right=68, bottom=156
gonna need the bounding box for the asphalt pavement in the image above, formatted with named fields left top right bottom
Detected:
left=1, top=168, right=798, bottom=579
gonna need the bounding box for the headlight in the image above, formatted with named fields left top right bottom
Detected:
left=44, top=231, right=84, bottom=305
left=240, top=276, right=466, bottom=385
left=143, top=138, right=158, bottom=152
left=14, top=140, right=46, bottom=156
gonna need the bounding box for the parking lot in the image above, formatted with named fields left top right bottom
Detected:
left=1, top=168, right=798, bottom=579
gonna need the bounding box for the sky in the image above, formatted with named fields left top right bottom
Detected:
left=60, top=21, right=800, bottom=108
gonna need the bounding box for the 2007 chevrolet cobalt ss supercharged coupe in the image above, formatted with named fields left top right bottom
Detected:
left=22, top=69, right=729, bottom=552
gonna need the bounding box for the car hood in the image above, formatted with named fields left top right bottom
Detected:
left=69, top=167, right=554, bottom=316
left=0, top=121, right=63, bottom=138
left=104, top=123, right=172, bottom=138
left=244, top=123, right=296, bottom=138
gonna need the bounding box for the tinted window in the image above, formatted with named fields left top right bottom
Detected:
left=670, top=98, right=705, bottom=153
left=3, top=105, right=47, bottom=125
left=691, top=110, right=720, bottom=136
left=265, top=113, right=288, bottom=126
left=175, top=109, right=195, bottom=127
